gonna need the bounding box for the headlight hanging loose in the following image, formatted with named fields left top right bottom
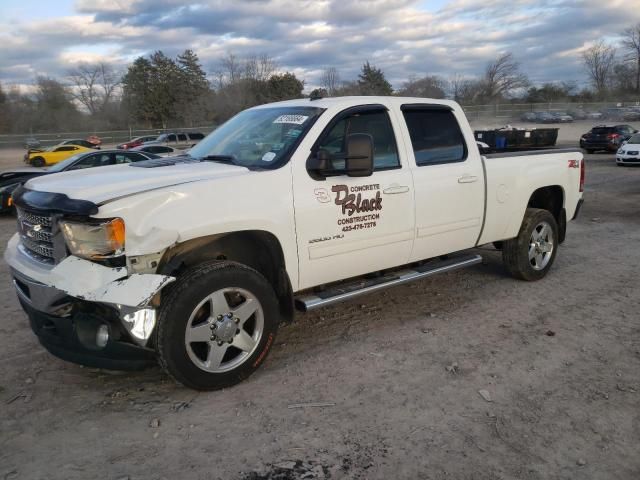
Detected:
left=59, top=218, right=125, bottom=259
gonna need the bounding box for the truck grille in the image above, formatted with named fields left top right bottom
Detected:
left=16, top=208, right=57, bottom=264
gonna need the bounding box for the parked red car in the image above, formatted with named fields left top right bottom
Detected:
left=116, top=135, right=158, bottom=150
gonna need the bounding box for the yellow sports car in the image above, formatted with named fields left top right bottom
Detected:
left=24, top=144, right=93, bottom=167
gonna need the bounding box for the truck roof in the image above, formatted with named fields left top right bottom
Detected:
left=252, top=96, right=460, bottom=111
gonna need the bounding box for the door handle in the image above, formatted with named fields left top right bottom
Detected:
left=383, top=185, right=410, bottom=194
left=458, top=175, right=478, bottom=184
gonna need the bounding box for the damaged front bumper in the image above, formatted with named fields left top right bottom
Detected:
left=5, top=233, right=175, bottom=370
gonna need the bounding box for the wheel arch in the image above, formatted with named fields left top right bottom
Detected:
left=157, top=230, right=294, bottom=322
left=527, top=185, right=566, bottom=243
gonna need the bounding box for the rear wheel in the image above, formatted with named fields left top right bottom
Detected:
left=156, top=261, right=280, bottom=390
left=31, top=157, right=45, bottom=167
left=502, top=208, right=558, bottom=281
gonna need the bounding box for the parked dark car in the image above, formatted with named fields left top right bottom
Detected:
left=579, top=124, right=638, bottom=153
left=551, top=112, right=573, bottom=123
left=600, top=108, right=627, bottom=120
left=622, top=108, right=640, bottom=121
left=0, top=149, right=159, bottom=213
left=116, top=135, right=158, bottom=150
left=534, top=111, right=556, bottom=123
left=567, top=109, right=587, bottom=120
left=520, top=112, right=538, bottom=122
left=24, top=137, right=41, bottom=149
left=131, top=145, right=181, bottom=157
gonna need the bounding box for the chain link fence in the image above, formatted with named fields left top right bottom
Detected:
left=461, top=101, right=638, bottom=122
left=2, top=100, right=640, bottom=149
left=0, top=126, right=216, bottom=149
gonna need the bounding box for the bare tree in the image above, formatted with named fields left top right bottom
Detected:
left=244, top=54, right=278, bottom=82
left=582, top=41, right=616, bottom=97
left=321, top=67, right=340, bottom=95
left=621, top=23, right=640, bottom=92
left=482, top=52, right=529, bottom=100
left=68, top=63, right=120, bottom=115
left=397, top=75, right=446, bottom=98
left=218, top=53, right=241, bottom=86
left=448, top=74, right=482, bottom=103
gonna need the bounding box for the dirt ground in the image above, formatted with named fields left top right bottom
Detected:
left=1, top=128, right=640, bottom=479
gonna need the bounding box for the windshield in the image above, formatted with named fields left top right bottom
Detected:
left=628, top=133, right=640, bottom=144
left=46, top=153, right=84, bottom=172
left=189, top=106, right=324, bottom=169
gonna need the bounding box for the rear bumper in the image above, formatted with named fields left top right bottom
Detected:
left=580, top=141, right=618, bottom=151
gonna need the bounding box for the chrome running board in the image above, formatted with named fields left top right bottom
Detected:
left=295, top=254, right=482, bottom=312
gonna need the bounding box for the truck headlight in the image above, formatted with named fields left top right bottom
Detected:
left=59, top=218, right=125, bottom=259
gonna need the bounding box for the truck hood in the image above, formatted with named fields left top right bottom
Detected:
left=24, top=159, right=250, bottom=205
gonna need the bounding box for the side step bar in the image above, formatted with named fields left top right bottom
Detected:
left=295, top=254, right=482, bottom=312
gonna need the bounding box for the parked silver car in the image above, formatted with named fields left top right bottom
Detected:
left=141, top=132, right=205, bottom=150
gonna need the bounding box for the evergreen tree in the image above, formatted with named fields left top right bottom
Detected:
left=122, top=57, right=155, bottom=126
left=265, top=72, right=304, bottom=102
left=175, top=49, right=210, bottom=126
left=357, top=61, right=393, bottom=96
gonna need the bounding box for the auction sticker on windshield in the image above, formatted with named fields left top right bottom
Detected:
left=273, top=114, right=309, bottom=125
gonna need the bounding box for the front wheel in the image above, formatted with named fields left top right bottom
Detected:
left=502, top=208, right=558, bottom=281
left=156, top=261, right=280, bottom=390
left=31, top=157, right=45, bottom=167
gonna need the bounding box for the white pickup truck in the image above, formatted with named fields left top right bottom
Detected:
left=5, top=97, right=584, bottom=390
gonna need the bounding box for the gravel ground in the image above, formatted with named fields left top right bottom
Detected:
left=1, top=138, right=639, bottom=479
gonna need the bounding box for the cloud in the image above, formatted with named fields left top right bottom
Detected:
left=1, top=0, right=640, bottom=92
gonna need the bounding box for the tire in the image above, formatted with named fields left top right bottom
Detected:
left=156, top=261, right=280, bottom=390
left=31, top=157, right=45, bottom=167
left=502, top=208, right=558, bottom=281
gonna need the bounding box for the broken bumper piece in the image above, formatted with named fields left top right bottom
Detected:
left=4, top=234, right=174, bottom=308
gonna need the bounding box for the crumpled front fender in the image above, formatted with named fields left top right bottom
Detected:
left=4, top=234, right=175, bottom=308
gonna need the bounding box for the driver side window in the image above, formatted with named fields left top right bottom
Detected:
left=317, top=110, right=400, bottom=171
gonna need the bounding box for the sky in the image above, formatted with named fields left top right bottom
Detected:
left=1, top=0, right=639, bottom=93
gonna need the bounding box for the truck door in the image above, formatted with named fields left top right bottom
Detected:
left=398, top=105, right=484, bottom=261
left=293, top=105, right=415, bottom=290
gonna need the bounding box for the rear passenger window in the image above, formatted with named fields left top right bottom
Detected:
left=177, top=134, right=187, bottom=141
left=402, top=108, right=467, bottom=166
left=317, top=110, right=400, bottom=170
